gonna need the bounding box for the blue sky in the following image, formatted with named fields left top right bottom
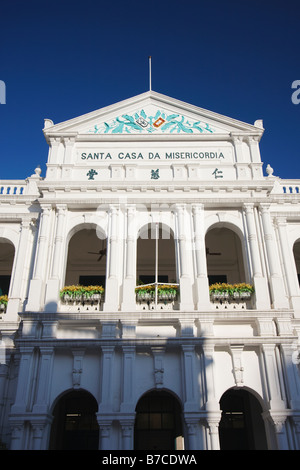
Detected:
left=0, top=0, right=299, bottom=180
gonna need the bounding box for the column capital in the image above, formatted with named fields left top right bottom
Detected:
left=191, top=203, right=204, bottom=212
left=259, top=202, right=271, bottom=213
left=55, top=203, right=67, bottom=213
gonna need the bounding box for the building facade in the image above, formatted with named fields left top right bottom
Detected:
left=0, top=91, right=300, bottom=450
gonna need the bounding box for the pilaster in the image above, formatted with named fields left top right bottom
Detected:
left=103, top=204, right=120, bottom=311
left=275, top=216, right=300, bottom=316
left=6, top=216, right=33, bottom=320
left=259, top=204, right=289, bottom=309
left=45, top=204, right=67, bottom=312
left=243, top=203, right=270, bottom=310
left=175, top=204, right=194, bottom=310
left=26, top=205, right=52, bottom=311
left=192, top=204, right=210, bottom=310
left=121, top=205, right=137, bottom=311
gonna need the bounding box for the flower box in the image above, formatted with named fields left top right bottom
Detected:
left=60, top=285, right=104, bottom=304
left=135, top=284, right=179, bottom=303
left=0, top=295, right=8, bottom=312
left=209, top=283, right=254, bottom=302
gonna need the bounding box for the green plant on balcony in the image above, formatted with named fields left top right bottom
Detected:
left=135, top=283, right=179, bottom=302
left=60, top=285, right=104, bottom=302
left=209, top=282, right=254, bottom=300
left=0, top=295, right=8, bottom=311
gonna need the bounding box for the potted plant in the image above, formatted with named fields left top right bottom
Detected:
left=209, top=283, right=254, bottom=301
left=135, top=283, right=179, bottom=302
left=0, top=295, right=8, bottom=311
left=233, top=283, right=254, bottom=299
left=60, top=285, right=104, bottom=302
left=209, top=283, right=232, bottom=300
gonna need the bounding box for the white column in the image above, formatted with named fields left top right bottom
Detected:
left=261, top=344, right=286, bottom=411
left=10, top=347, right=35, bottom=415
left=232, top=136, right=251, bottom=179
left=203, top=344, right=219, bottom=411
left=45, top=205, right=67, bottom=312
left=279, top=344, right=300, bottom=410
left=202, top=344, right=220, bottom=412
left=271, top=415, right=289, bottom=450
left=247, top=136, right=264, bottom=179
left=192, top=204, right=210, bottom=310
left=121, top=205, right=137, bottom=311
left=98, top=420, right=113, bottom=450
left=63, top=136, right=75, bottom=164
left=120, top=421, right=134, bottom=450
left=207, top=418, right=220, bottom=450
left=32, top=347, right=54, bottom=414
left=259, top=204, right=289, bottom=309
left=103, top=205, right=119, bottom=311
left=176, top=204, right=194, bottom=310
left=26, top=205, right=52, bottom=311
left=6, top=217, right=32, bottom=320
left=182, top=345, right=197, bottom=412
left=98, top=346, right=115, bottom=413
left=275, top=216, right=300, bottom=316
left=9, top=421, right=25, bottom=450
left=244, top=203, right=270, bottom=309
left=185, top=420, right=199, bottom=450
left=0, top=363, right=8, bottom=433
left=31, top=417, right=52, bottom=450
left=120, top=346, right=136, bottom=413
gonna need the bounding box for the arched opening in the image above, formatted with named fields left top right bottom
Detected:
left=134, top=390, right=183, bottom=450
left=0, top=238, right=15, bottom=296
left=49, top=390, right=99, bottom=450
left=136, top=223, right=178, bottom=309
left=206, top=225, right=246, bottom=285
left=219, top=388, right=268, bottom=450
left=137, top=223, right=177, bottom=284
left=65, top=228, right=107, bottom=288
left=293, top=239, right=300, bottom=287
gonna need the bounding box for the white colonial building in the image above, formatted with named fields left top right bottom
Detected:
left=0, top=91, right=300, bottom=450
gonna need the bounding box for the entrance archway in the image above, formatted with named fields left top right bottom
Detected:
left=49, top=390, right=99, bottom=450
left=134, top=390, right=183, bottom=450
left=219, top=388, right=268, bottom=450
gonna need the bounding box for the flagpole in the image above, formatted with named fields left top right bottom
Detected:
left=149, top=56, right=152, bottom=91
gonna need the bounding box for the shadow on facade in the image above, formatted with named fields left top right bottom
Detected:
left=14, top=301, right=298, bottom=451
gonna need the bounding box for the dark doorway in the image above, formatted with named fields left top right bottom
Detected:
left=134, top=390, right=183, bottom=450
left=219, top=388, right=268, bottom=450
left=49, top=390, right=99, bottom=450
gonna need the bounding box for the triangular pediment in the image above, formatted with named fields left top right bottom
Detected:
left=43, top=91, right=264, bottom=140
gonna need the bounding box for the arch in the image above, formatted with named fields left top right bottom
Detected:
left=218, top=387, right=268, bottom=450
left=205, top=224, right=248, bottom=285
left=64, top=226, right=107, bottom=288
left=293, top=238, right=300, bottom=288
left=134, top=389, right=184, bottom=450
left=0, top=236, right=16, bottom=296
left=137, top=222, right=177, bottom=285
left=49, top=389, right=99, bottom=450
left=66, top=219, right=107, bottom=246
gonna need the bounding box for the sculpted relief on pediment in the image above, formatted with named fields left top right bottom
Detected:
left=86, top=107, right=216, bottom=135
